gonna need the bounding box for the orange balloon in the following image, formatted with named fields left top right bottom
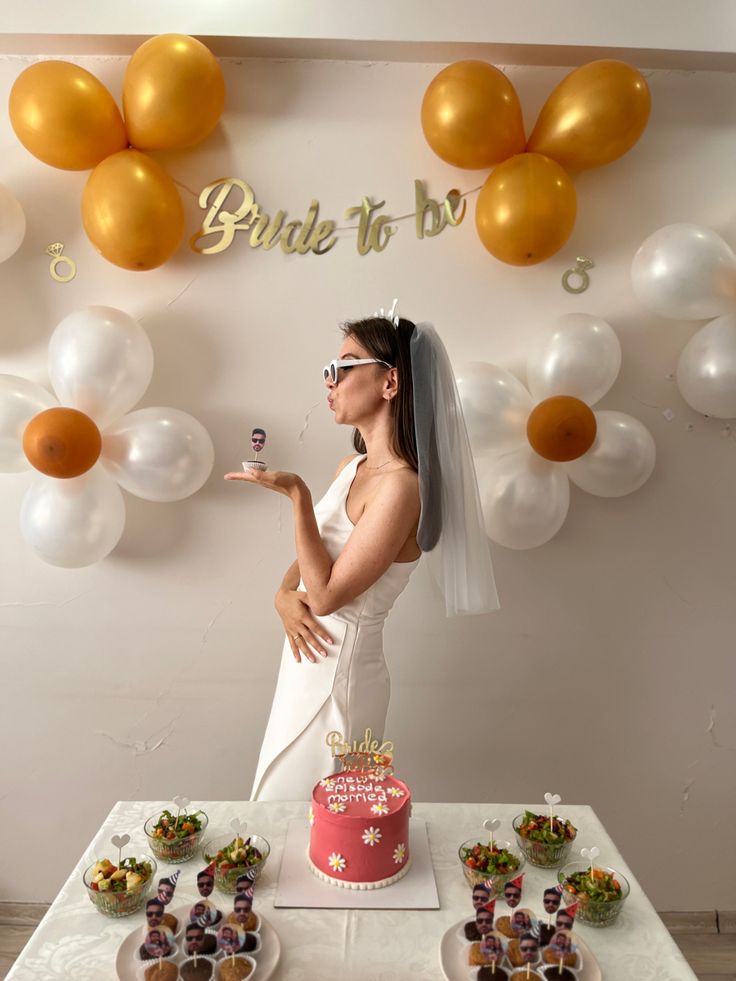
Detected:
left=82, top=149, right=185, bottom=270
left=527, top=396, right=597, bottom=462
left=23, top=408, right=101, bottom=478
left=475, top=153, right=576, bottom=266
left=527, top=60, right=651, bottom=172
left=421, top=60, right=526, bottom=169
left=123, top=34, right=225, bottom=151
left=9, top=61, right=127, bottom=171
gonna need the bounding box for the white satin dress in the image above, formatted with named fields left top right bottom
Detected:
left=250, top=454, right=420, bottom=801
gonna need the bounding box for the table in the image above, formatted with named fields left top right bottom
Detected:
left=7, top=801, right=697, bottom=981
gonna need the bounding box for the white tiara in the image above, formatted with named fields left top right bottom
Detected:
left=374, top=298, right=399, bottom=327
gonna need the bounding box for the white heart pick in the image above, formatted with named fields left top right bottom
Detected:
left=483, top=819, right=501, bottom=832
left=581, top=846, right=600, bottom=862
left=173, top=795, right=190, bottom=810
left=544, top=792, right=562, bottom=807
left=111, top=834, right=130, bottom=849
left=230, top=818, right=247, bottom=836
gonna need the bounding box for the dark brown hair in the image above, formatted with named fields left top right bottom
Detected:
left=340, top=316, right=418, bottom=471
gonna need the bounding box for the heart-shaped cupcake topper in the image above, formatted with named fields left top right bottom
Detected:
left=172, top=795, right=191, bottom=829
left=110, top=833, right=130, bottom=867
left=544, top=792, right=561, bottom=834
left=580, top=845, right=600, bottom=883
left=483, top=818, right=500, bottom=850
left=230, top=817, right=247, bottom=838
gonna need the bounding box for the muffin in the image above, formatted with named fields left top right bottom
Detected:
left=180, top=958, right=215, bottom=981
left=542, top=969, right=576, bottom=981
left=217, top=957, right=253, bottom=981
left=495, top=915, right=515, bottom=938
left=478, top=970, right=509, bottom=981
left=144, top=963, right=178, bottom=981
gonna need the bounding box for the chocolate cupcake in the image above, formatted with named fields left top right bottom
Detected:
left=478, top=969, right=509, bottom=981
left=180, top=957, right=215, bottom=981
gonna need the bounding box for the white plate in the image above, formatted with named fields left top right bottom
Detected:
left=439, top=917, right=601, bottom=981
left=115, top=904, right=281, bottom=980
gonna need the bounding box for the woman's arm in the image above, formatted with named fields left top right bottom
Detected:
left=293, top=470, right=419, bottom=616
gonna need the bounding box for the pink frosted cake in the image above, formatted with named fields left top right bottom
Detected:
left=308, top=770, right=412, bottom=889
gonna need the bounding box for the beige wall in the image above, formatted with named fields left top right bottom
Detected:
left=0, top=54, right=735, bottom=911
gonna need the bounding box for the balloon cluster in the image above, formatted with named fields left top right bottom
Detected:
left=421, top=60, right=651, bottom=266
left=457, top=314, right=656, bottom=549
left=0, top=306, right=215, bottom=567
left=8, top=36, right=225, bottom=271
left=632, top=223, right=736, bottom=419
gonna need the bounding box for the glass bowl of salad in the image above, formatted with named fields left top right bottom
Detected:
left=202, top=833, right=270, bottom=894
left=457, top=838, right=525, bottom=894
left=512, top=811, right=577, bottom=868
left=558, top=861, right=630, bottom=927
left=83, top=854, right=156, bottom=917
left=144, top=808, right=209, bottom=863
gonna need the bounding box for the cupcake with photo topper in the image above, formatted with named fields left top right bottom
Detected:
left=216, top=955, right=256, bottom=981
left=225, top=889, right=260, bottom=935
left=541, top=929, right=581, bottom=971
left=140, top=961, right=178, bottom=981
left=136, top=924, right=177, bottom=963
left=242, top=427, right=268, bottom=471
left=180, top=955, right=217, bottom=981
left=468, top=929, right=508, bottom=967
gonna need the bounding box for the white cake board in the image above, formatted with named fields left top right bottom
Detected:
left=274, top=818, right=440, bottom=909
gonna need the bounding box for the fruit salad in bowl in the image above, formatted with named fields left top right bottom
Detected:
left=83, top=855, right=156, bottom=916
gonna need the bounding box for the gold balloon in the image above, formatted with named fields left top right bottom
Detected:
left=23, top=408, right=101, bottom=478
left=475, top=153, right=577, bottom=266
left=82, top=149, right=185, bottom=270
left=9, top=61, right=127, bottom=171
left=527, top=396, right=597, bottom=462
left=123, top=34, right=225, bottom=151
left=527, top=60, right=651, bottom=172
left=421, top=60, right=526, bottom=169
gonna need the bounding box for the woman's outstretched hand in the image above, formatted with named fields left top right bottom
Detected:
left=224, top=469, right=305, bottom=500
left=275, top=587, right=334, bottom=664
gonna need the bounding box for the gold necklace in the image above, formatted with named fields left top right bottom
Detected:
left=364, top=458, right=405, bottom=471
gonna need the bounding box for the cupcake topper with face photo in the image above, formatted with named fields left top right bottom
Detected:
left=555, top=902, right=578, bottom=932
left=143, top=924, right=174, bottom=960
left=480, top=930, right=507, bottom=964
left=483, top=817, right=500, bottom=850
left=510, top=907, right=537, bottom=936
left=157, top=870, right=180, bottom=906
left=544, top=791, right=562, bottom=835
left=242, top=428, right=268, bottom=471
left=197, top=861, right=216, bottom=898
left=503, top=873, right=524, bottom=908
left=110, top=832, right=130, bottom=869
left=217, top=923, right=244, bottom=957
left=190, top=898, right=218, bottom=927
left=543, top=885, right=562, bottom=920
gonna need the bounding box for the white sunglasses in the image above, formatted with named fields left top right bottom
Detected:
left=323, top=358, right=393, bottom=384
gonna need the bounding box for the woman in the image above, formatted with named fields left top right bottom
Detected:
left=226, top=308, right=498, bottom=800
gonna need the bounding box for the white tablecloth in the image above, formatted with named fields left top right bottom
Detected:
left=7, top=801, right=697, bottom=980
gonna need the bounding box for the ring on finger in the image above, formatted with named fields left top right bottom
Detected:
left=292, top=633, right=299, bottom=640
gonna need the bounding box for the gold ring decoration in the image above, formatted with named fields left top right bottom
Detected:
left=292, top=634, right=299, bottom=640
left=46, top=242, right=77, bottom=283
left=562, top=255, right=594, bottom=294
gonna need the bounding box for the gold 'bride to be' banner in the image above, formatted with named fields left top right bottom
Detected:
left=190, top=178, right=467, bottom=257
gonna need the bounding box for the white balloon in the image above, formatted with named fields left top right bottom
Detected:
left=0, top=374, right=57, bottom=472
left=631, top=223, right=736, bottom=321
left=101, top=407, right=214, bottom=501
left=20, top=465, right=125, bottom=567
left=0, top=184, right=26, bottom=263
left=477, top=446, right=570, bottom=550
left=676, top=313, right=736, bottom=418
left=48, top=306, right=154, bottom=429
left=456, top=362, right=533, bottom=454
left=526, top=313, right=622, bottom=405
left=565, top=411, right=655, bottom=497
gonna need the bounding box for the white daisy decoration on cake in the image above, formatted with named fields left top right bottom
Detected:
left=362, top=826, right=382, bottom=847
left=370, top=803, right=389, bottom=815
left=393, top=843, right=406, bottom=865
left=327, top=852, right=346, bottom=873
left=320, top=778, right=336, bottom=789
left=387, top=787, right=405, bottom=798
left=308, top=807, right=314, bottom=826
left=328, top=802, right=347, bottom=813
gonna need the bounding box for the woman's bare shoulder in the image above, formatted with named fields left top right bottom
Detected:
left=332, top=453, right=361, bottom=479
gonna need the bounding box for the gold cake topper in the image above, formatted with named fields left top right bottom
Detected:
left=326, top=728, right=394, bottom=777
